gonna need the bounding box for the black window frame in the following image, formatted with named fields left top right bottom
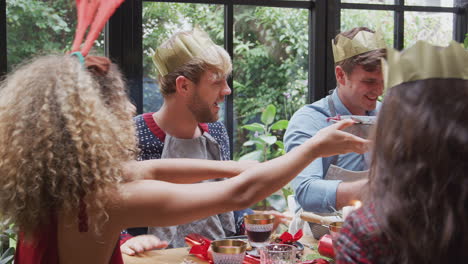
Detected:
left=326, top=0, right=468, bottom=91
left=107, top=0, right=318, bottom=156
left=0, top=0, right=466, bottom=158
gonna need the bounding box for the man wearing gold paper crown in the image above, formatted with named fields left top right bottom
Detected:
left=120, top=28, right=287, bottom=253
left=285, top=27, right=386, bottom=218
left=335, top=41, right=468, bottom=264
left=119, top=28, right=237, bottom=251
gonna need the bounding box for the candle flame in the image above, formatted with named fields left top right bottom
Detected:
left=354, top=200, right=362, bottom=208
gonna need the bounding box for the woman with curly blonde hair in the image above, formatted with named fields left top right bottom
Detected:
left=0, top=53, right=368, bottom=264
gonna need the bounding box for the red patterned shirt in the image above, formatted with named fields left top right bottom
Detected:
left=335, top=205, right=394, bottom=264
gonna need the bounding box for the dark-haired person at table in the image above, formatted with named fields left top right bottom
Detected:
left=335, top=41, right=468, bottom=263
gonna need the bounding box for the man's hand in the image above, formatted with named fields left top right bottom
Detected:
left=120, top=235, right=169, bottom=256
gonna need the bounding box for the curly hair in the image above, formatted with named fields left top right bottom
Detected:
left=0, top=55, right=136, bottom=237
left=368, top=78, right=468, bottom=263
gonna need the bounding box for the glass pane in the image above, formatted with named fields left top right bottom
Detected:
left=404, top=12, right=453, bottom=48
left=405, top=0, right=455, bottom=7
left=6, top=0, right=104, bottom=71
left=342, top=0, right=395, bottom=4
left=341, top=9, right=394, bottom=47
left=142, top=2, right=224, bottom=115
left=233, top=6, right=308, bottom=160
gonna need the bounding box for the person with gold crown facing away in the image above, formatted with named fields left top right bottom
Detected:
left=335, top=40, right=468, bottom=264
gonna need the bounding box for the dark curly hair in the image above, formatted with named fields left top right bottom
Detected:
left=368, top=78, right=468, bottom=263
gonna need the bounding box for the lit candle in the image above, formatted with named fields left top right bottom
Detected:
left=342, top=200, right=362, bottom=220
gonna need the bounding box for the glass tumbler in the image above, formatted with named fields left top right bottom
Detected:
left=244, top=214, right=275, bottom=248
left=259, top=244, right=296, bottom=264
left=211, top=239, right=247, bottom=264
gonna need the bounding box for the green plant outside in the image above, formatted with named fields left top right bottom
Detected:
left=238, top=104, right=294, bottom=211
left=464, top=33, right=468, bottom=49
left=0, top=224, right=16, bottom=264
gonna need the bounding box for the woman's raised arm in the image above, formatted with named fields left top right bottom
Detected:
left=123, top=159, right=257, bottom=183
left=113, top=120, right=368, bottom=229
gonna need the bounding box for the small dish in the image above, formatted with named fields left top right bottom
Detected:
left=223, top=235, right=304, bottom=258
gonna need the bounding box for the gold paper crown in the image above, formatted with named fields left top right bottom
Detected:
left=152, top=27, right=227, bottom=77
left=332, top=30, right=386, bottom=63
left=383, top=40, right=468, bottom=89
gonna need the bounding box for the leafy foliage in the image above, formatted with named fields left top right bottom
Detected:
left=465, top=33, right=468, bottom=49
left=141, top=4, right=307, bottom=155
left=232, top=7, right=307, bottom=154
left=0, top=224, right=16, bottom=264
left=6, top=0, right=104, bottom=71
left=239, top=104, right=293, bottom=211
left=404, top=12, right=453, bottom=48
left=6, top=0, right=73, bottom=69
left=341, top=9, right=394, bottom=47
left=239, top=104, right=288, bottom=162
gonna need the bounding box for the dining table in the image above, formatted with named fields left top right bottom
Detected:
left=123, top=234, right=320, bottom=264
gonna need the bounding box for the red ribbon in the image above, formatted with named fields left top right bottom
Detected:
left=186, top=234, right=212, bottom=262
left=279, top=229, right=303, bottom=244
left=189, top=241, right=211, bottom=262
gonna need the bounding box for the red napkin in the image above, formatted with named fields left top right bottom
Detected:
left=317, top=234, right=335, bottom=259
left=279, top=229, right=303, bottom=244
left=187, top=234, right=212, bottom=262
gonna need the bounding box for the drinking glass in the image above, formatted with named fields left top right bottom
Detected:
left=211, top=239, right=247, bottom=264
left=244, top=214, right=275, bottom=248
left=259, top=244, right=296, bottom=264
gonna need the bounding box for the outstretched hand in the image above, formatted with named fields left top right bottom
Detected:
left=313, top=119, right=370, bottom=157
left=121, top=235, right=169, bottom=256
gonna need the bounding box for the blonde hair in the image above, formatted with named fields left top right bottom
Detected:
left=0, top=55, right=136, bottom=236
left=156, top=30, right=232, bottom=96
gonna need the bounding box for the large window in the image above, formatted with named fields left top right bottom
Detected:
left=341, top=9, right=395, bottom=46
left=1, top=0, right=466, bottom=159
left=404, top=11, right=454, bottom=47
left=139, top=1, right=313, bottom=160
left=339, top=0, right=467, bottom=50
left=233, top=6, right=308, bottom=158
left=142, top=2, right=224, bottom=114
